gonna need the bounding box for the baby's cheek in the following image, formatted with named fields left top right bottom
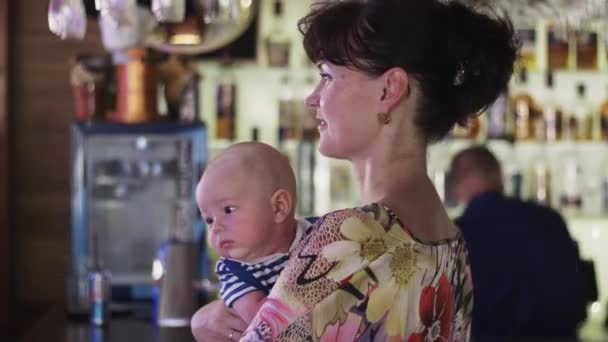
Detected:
left=207, top=231, right=217, bottom=250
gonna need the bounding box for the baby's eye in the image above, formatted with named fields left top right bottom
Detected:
left=224, top=206, right=235, bottom=214
left=204, top=217, right=214, bottom=226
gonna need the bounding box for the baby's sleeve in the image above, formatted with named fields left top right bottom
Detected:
left=216, top=259, right=258, bottom=308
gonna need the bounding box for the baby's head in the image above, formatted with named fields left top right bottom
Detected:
left=196, top=142, right=297, bottom=262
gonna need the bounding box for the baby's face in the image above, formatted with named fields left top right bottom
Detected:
left=196, top=163, right=279, bottom=263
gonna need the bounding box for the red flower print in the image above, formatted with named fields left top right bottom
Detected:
left=408, top=273, right=454, bottom=342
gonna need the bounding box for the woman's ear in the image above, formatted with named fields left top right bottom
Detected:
left=381, top=67, right=410, bottom=113
left=270, top=189, right=294, bottom=224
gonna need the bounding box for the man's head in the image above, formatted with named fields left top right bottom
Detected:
left=448, top=145, right=503, bottom=204
left=195, top=142, right=297, bottom=262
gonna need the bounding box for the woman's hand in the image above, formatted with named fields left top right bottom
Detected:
left=191, top=300, right=248, bottom=342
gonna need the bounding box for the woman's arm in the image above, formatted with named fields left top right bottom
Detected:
left=191, top=300, right=248, bottom=342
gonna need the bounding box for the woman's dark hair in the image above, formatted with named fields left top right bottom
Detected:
left=298, top=0, right=518, bottom=142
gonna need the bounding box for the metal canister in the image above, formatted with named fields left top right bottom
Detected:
left=88, top=269, right=111, bottom=326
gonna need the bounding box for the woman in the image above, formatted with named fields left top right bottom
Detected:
left=193, top=0, right=517, bottom=340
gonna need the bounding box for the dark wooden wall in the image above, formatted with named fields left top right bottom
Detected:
left=9, top=0, right=104, bottom=337
left=1, top=0, right=9, bottom=339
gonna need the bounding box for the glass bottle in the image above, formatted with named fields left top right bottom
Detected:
left=547, top=22, right=570, bottom=70
left=541, top=70, right=563, bottom=141
left=265, top=0, right=290, bottom=68
left=486, top=90, right=513, bottom=140
left=529, top=158, right=551, bottom=207
left=510, top=67, right=537, bottom=141
left=179, top=71, right=201, bottom=122
left=450, top=116, right=480, bottom=140
left=215, top=57, right=237, bottom=140
left=297, top=135, right=316, bottom=217
left=575, top=29, right=598, bottom=71
left=506, top=158, right=523, bottom=200
left=570, top=84, right=593, bottom=141
left=559, top=152, right=583, bottom=216
left=277, top=74, right=297, bottom=143
left=515, top=27, right=537, bottom=72
left=299, top=74, right=319, bottom=141
left=602, top=159, right=608, bottom=214
left=598, top=85, right=608, bottom=141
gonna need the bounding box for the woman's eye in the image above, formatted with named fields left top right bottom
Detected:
left=224, top=206, right=235, bottom=214
left=320, top=73, right=332, bottom=81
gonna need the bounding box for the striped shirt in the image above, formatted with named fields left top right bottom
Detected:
left=216, top=218, right=312, bottom=307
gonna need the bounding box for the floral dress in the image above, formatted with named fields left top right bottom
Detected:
left=241, top=203, right=473, bottom=342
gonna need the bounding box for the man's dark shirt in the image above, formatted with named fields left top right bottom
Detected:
left=456, top=191, right=586, bottom=340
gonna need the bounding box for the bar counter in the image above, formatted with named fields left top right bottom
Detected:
left=17, top=303, right=195, bottom=342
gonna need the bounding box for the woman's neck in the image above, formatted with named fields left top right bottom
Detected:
left=352, top=143, right=428, bottom=204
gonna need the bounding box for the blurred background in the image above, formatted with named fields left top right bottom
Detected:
left=2, top=0, right=608, bottom=341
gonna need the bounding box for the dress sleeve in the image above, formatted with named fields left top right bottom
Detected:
left=240, top=208, right=378, bottom=341
left=216, top=259, right=259, bottom=308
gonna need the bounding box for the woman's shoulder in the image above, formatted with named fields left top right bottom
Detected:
left=314, top=203, right=457, bottom=239
left=314, top=203, right=391, bottom=227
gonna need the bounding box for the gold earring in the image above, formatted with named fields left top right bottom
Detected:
left=377, top=112, right=391, bottom=125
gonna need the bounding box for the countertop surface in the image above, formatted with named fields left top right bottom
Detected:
left=17, top=303, right=195, bottom=342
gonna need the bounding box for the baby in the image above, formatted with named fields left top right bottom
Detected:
left=195, top=142, right=313, bottom=323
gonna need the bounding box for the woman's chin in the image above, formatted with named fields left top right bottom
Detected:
left=318, top=140, right=348, bottom=160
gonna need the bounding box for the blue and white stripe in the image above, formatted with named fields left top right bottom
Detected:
left=216, top=254, right=290, bottom=307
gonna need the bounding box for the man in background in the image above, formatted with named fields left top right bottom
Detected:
left=448, top=145, right=587, bottom=340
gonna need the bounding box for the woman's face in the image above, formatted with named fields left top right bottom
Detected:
left=306, top=61, right=384, bottom=160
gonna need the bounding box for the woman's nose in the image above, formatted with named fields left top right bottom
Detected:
left=305, top=87, right=320, bottom=108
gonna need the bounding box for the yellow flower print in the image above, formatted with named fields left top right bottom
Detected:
left=366, top=242, right=434, bottom=339
left=322, top=215, right=412, bottom=283
left=313, top=270, right=371, bottom=338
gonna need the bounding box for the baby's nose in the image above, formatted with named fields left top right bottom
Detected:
left=211, top=221, right=224, bottom=232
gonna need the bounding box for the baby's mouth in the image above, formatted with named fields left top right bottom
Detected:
left=220, top=240, right=234, bottom=249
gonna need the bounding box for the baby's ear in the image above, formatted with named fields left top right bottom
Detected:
left=270, top=189, right=294, bottom=224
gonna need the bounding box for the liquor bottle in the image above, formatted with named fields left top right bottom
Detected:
left=450, top=116, right=480, bottom=140
left=529, top=158, right=551, bottom=207
left=265, top=0, right=290, bottom=68
left=598, top=85, right=608, bottom=141
left=504, top=153, right=523, bottom=199
left=559, top=153, right=583, bottom=216
left=486, top=90, right=513, bottom=140
left=277, top=74, right=297, bottom=142
left=179, top=71, right=201, bottom=122
left=540, top=70, right=562, bottom=141
left=298, top=74, right=319, bottom=141
left=602, top=160, right=608, bottom=214
left=575, top=29, right=598, bottom=70
left=547, top=22, right=570, bottom=70
left=215, top=57, right=237, bottom=140
left=251, top=127, right=260, bottom=142
left=515, top=27, right=537, bottom=71
left=297, top=136, right=316, bottom=217
left=570, top=84, right=593, bottom=141
left=510, top=67, right=537, bottom=141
